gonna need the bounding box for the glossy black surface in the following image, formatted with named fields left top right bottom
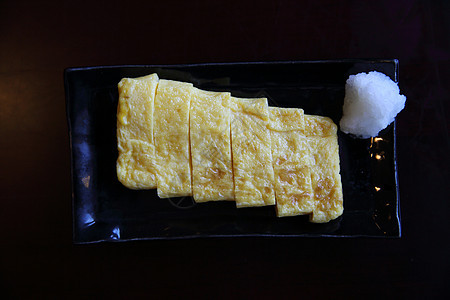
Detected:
left=65, top=60, right=401, bottom=243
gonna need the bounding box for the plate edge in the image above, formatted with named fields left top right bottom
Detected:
left=64, top=59, right=400, bottom=72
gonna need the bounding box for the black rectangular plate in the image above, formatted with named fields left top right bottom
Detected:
left=65, top=60, right=401, bottom=243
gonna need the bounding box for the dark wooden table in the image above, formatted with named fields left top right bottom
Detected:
left=1, top=0, right=449, bottom=298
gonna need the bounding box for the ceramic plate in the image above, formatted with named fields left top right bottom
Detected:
left=65, top=60, right=401, bottom=243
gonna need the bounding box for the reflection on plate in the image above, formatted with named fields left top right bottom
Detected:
left=65, top=60, right=401, bottom=243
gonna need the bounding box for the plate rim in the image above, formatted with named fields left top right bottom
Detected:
left=64, top=58, right=399, bottom=74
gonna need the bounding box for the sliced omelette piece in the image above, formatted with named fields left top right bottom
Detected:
left=305, top=115, right=343, bottom=223
left=230, top=97, right=275, bottom=207
left=116, top=73, right=159, bottom=189
left=154, top=79, right=193, bottom=198
left=269, top=107, right=315, bottom=217
left=190, top=88, right=234, bottom=202
left=304, top=114, right=338, bottom=137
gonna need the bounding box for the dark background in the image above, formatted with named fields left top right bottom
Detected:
left=1, top=0, right=449, bottom=298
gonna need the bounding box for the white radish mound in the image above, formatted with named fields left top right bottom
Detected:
left=340, top=71, right=406, bottom=138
